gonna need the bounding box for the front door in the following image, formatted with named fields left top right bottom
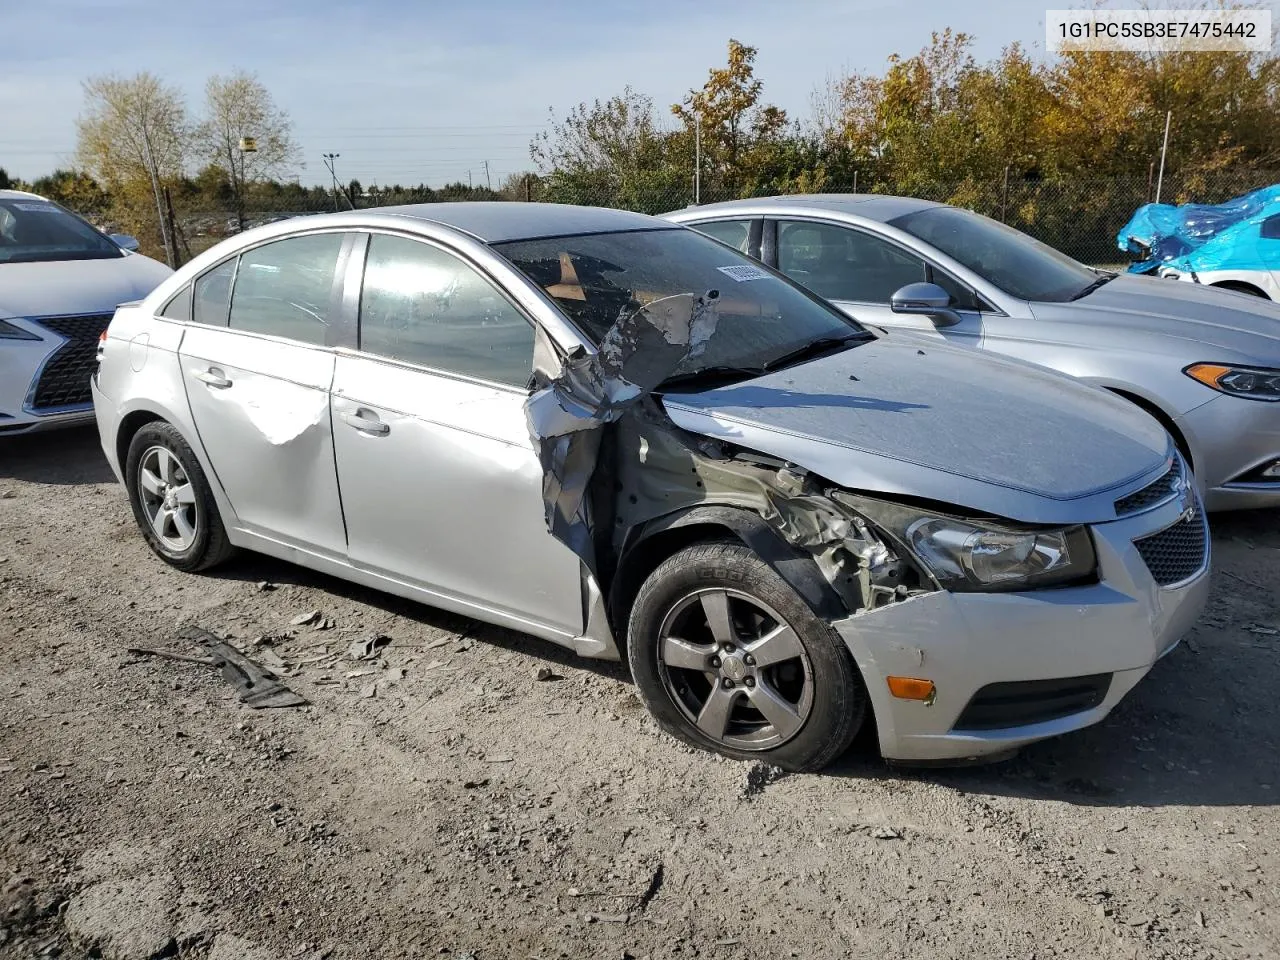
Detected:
left=330, top=232, right=584, bottom=637
left=771, top=218, right=986, bottom=345
left=178, top=232, right=349, bottom=556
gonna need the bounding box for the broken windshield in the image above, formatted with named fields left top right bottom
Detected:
left=493, top=228, right=868, bottom=380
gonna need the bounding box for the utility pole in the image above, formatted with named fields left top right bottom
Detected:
left=482, top=160, right=491, bottom=191
left=1155, top=110, right=1172, bottom=204
left=322, top=153, right=351, bottom=211
left=694, top=113, right=701, bottom=206
left=467, top=169, right=473, bottom=190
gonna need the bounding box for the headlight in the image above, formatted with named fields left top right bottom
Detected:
left=905, top=517, right=1096, bottom=592
left=1185, top=363, right=1280, bottom=402
left=0, top=319, right=40, bottom=341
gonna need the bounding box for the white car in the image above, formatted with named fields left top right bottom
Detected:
left=0, top=190, right=171, bottom=436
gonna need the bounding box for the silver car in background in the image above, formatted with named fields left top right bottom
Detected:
left=666, top=196, right=1280, bottom=511
left=0, top=190, right=170, bottom=435
left=92, top=203, right=1207, bottom=771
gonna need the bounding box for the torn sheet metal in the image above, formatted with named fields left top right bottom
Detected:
left=177, top=626, right=309, bottom=709
left=523, top=291, right=719, bottom=567
left=608, top=408, right=926, bottom=615
left=1118, top=184, right=1280, bottom=274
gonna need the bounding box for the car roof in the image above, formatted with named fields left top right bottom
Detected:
left=367, top=201, right=674, bottom=243
left=666, top=193, right=945, bottom=223
left=0, top=189, right=50, bottom=202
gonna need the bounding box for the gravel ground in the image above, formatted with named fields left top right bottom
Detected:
left=2, top=427, right=1277, bottom=960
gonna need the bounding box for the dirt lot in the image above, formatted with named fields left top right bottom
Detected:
left=2, top=427, right=1277, bottom=960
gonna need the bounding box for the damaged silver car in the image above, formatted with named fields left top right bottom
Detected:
left=92, top=204, right=1209, bottom=771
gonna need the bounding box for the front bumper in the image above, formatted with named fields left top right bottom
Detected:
left=832, top=492, right=1210, bottom=762
left=1176, top=393, right=1280, bottom=511
left=1, top=314, right=111, bottom=436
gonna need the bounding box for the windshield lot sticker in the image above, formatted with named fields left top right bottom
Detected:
left=716, top=264, right=772, bottom=282
left=11, top=202, right=58, bottom=212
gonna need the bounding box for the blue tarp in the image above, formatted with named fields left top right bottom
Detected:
left=1116, top=184, right=1280, bottom=274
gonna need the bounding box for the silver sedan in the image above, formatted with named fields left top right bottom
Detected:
left=92, top=204, right=1206, bottom=771
left=665, top=196, right=1280, bottom=511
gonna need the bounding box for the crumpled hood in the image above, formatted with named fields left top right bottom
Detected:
left=0, top=255, right=172, bottom=320
left=661, top=336, right=1171, bottom=524
left=1037, top=273, right=1280, bottom=363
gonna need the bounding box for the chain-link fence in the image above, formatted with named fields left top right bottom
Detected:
left=159, top=167, right=1280, bottom=269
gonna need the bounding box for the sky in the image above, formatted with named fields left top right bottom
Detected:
left=2, top=0, right=1054, bottom=189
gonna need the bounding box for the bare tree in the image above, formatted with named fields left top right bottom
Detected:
left=76, top=73, right=188, bottom=265
left=196, top=71, right=301, bottom=231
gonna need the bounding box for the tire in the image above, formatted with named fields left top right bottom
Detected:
left=628, top=538, right=866, bottom=772
left=124, top=421, right=234, bottom=572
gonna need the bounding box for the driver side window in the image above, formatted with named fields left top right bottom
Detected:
left=777, top=220, right=925, bottom=303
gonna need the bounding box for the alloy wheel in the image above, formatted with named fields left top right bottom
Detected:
left=137, top=445, right=200, bottom=553
left=657, top=588, right=814, bottom=751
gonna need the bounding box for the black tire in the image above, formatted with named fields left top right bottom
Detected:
left=628, top=538, right=866, bottom=772
left=124, top=421, right=233, bottom=572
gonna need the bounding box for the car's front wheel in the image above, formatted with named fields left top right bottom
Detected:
left=628, top=539, right=867, bottom=772
left=125, top=421, right=233, bottom=572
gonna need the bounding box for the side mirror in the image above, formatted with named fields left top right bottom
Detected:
left=110, top=234, right=140, bottom=253
left=890, top=282, right=962, bottom=327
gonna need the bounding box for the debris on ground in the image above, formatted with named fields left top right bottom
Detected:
left=346, top=634, right=392, bottom=661
left=162, top=626, right=310, bottom=709
left=125, top=647, right=218, bottom=667
left=290, top=610, right=321, bottom=627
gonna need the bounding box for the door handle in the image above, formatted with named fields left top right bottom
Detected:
left=340, top=409, right=390, bottom=436
left=194, top=368, right=232, bottom=389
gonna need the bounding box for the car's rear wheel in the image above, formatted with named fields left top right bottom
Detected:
left=628, top=539, right=866, bottom=772
left=125, top=421, right=233, bottom=572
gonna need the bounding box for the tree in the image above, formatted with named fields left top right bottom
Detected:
left=672, top=39, right=788, bottom=195
left=195, top=70, right=300, bottom=231
left=532, top=87, right=686, bottom=212
left=77, top=73, right=188, bottom=264
left=0, top=168, right=12, bottom=190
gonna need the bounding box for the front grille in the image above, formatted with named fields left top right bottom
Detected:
left=1133, top=503, right=1208, bottom=586
left=27, top=313, right=112, bottom=410
left=1115, top=460, right=1182, bottom=516
left=954, top=674, right=1113, bottom=731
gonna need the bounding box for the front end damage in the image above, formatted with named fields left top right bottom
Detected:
left=522, top=290, right=1209, bottom=762
left=522, top=290, right=934, bottom=657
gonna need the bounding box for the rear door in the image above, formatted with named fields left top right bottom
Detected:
left=178, top=231, right=352, bottom=556
left=769, top=218, right=987, bottom=345
left=330, top=231, right=584, bottom=636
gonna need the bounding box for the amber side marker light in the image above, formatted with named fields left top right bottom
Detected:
left=887, top=676, right=936, bottom=703
left=1185, top=363, right=1233, bottom=389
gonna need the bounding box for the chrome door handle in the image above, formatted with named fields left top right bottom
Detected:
left=194, top=368, right=232, bottom=389
left=340, top=409, right=389, bottom=436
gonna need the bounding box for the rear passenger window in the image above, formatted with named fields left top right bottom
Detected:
left=359, top=234, right=535, bottom=388
left=193, top=260, right=235, bottom=326
left=227, top=233, right=344, bottom=345
left=693, top=219, right=753, bottom=255
left=160, top=284, right=193, bottom=322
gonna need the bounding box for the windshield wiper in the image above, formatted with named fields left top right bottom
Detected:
left=658, top=365, right=766, bottom=390
left=1071, top=272, right=1117, bottom=300
left=762, top=333, right=869, bottom=372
